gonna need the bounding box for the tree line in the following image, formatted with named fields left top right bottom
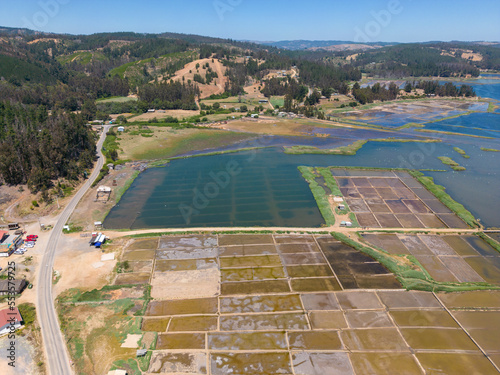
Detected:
left=0, top=102, right=96, bottom=193
left=138, top=80, right=200, bottom=110
left=353, top=44, right=480, bottom=78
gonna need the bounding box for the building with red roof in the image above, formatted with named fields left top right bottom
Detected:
left=0, top=307, right=23, bottom=335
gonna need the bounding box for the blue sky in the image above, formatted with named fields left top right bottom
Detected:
left=1, top=0, right=499, bottom=42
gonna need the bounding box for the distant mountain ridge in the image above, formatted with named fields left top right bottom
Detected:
left=259, top=40, right=397, bottom=51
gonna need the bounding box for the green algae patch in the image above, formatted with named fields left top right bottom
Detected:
left=437, top=156, right=466, bottom=171
left=285, top=138, right=440, bottom=155
left=453, top=146, right=470, bottom=158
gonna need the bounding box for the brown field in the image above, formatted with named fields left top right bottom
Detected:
left=128, top=109, right=199, bottom=121
left=218, top=117, right=340, bottom=136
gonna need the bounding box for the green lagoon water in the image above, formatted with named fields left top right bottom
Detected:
left=104, top=141, right=500, bottom=229
left=104, top=79, right=500, bottom=230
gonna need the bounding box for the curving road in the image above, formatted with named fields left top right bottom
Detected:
left=37, top=125, right=110, bottom=375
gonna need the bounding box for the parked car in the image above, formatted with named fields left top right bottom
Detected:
left=26, top=235, right=38, bottom=241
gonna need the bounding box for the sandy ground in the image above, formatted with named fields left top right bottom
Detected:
left=151, top=268, right=220, bottom=300
left=68, top=164, right=138, bottom=231
left=461, top=52, right=483, bottom=61
left=121, top=334, right=142, bottom=348
left=52, top=233, right=118, bottom=298
left=169, top=57, right=228, bottom=99
left=0, top=336, right=40, bottom=375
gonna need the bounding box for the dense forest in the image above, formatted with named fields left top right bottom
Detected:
left=0, top=102, right=96, bottom=192
left=0, top=27, right=495, bottom=190
left=353, top=44, right=481, bottom=78
left=138, top=81, right=200, bottom=110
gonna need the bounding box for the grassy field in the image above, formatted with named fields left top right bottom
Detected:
left=97, top=96, right=138, bottom=103
left=109, top=51, right=197, bottom=78
left=437, top=156, right=466, bottom=171
left=286, top=140, right=367, bottom=155
left=58, top=288, right=149, bottom=375
left=57, top=51, right=107, bottom=65
left=117, top=126, right=257, bottom=160
left=270, top=96, right=285, bottom=108
left=487, top=101, right=499, bottom=112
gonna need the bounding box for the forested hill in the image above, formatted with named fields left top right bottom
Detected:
left=260, top=40, right=395, bottom=51
left=0, top=27, right=496, bottom=193
left=351, top=43, right=500, bottom=77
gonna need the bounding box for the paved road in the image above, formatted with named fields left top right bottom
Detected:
left=37, top=125, right=110, bottom=375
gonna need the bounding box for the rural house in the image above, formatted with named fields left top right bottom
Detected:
left=0, top=279, right=28, bottom=296
left=0, top=307, right=23, bottom=335
left=0, top=231, right=22, bottom=257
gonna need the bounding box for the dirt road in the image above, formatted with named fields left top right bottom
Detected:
left=102, top=225, right=480, bottom=239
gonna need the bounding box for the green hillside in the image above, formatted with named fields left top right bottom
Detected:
left=57, top=51, right=107, bottom=65
left=0, top=54, right=57, bottom=84
left=109, top=51, right=197, bottom=80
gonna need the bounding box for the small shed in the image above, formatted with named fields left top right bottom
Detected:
left=117, top=126, right=125, bottom=132
left=94, top=221, right=103, bottom=229
left=340, top=221, right=352, bottom=227
left=338, top=204, right=345, bottom=210
left=333, top=197, right=344, bottom=203
left=96, top=186, right=112, bottom=202
left=136, top=349, right=147, bottom=357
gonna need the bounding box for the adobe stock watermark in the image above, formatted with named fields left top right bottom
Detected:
left=22, top=0, right=69, bottom=30
left=213, top=0, right=243, bottom=21
left=354, top=0, right=410, bottom=43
